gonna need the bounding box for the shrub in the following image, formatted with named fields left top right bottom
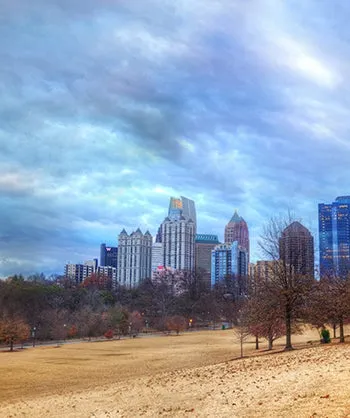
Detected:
left=321, top=328, right=331, bottom=344
left=104, top=329, right=114, bottom=339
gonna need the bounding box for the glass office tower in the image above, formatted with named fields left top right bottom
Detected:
left=319, top=196, right=350, bottom=278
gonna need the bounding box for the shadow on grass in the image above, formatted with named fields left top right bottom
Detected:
left=228, top=338, right=350, bottom=362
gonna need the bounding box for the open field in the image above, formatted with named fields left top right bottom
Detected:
left=0, top=328, right=349, bottom=417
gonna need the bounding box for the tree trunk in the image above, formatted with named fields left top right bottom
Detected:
left=339, top=318, right=345, bottom=343
left=240, top=337, right=243, bottom=358
left=10, top=339, right=14, bottom=352
left=285, top=305, right=293, bottom=351
left=333, top=323, right=336, bottom=339
left=255, top=335, right=259, bottom=350
left=268, top=335, right=273, bottom=350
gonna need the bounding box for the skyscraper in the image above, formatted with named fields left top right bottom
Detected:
left=151, top=242, right=163, bottom=275
left=319, top=196, right=350, bottom=278
left=279, top=222, right=314, bottom=277
left=168, top=196, right=197, bottom=230
left=161, top=196, right=196, bottom=271
left=211, top=242, right=248, bottom=287
left=100, top=244, right=118, bottom=268
left=117, top=229, right=152, bottom=288
left=195, top=234, right=220, bottom=288
left=224, top=210, right=249, bottom=260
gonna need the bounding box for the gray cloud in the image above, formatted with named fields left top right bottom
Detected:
left=1, top=0, right=350, bottom=275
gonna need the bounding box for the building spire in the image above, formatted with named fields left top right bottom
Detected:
left=230, top=209, right=241, bottom=223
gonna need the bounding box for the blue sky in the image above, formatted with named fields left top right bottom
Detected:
left=1, top=0, right=349, bottom=276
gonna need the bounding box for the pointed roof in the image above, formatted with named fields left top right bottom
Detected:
left=144, top=230, right=152, bottom=236
left=229, top=210, right=243, bottom=223
left=119, top=228, right=128, bottom=236
left=135, top=227, right=142, bottom=234
left=282, top=221, right=311, bottom=236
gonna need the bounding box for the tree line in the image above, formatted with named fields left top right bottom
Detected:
left=1, top=215, right=350, bottom=352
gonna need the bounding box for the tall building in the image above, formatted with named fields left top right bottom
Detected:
left=319, top=196, right=350, bottom=278
left=195, top=234, right=220, bottom=287
left=279, top=221, right=314, bottom=277
left=168, top=196, right=197, bottom=230
left=155, top=225, right=162, bottom=243
left=117, top=229, right=152, bottom=288
left=161, top=196, right=196, bottom=272
left=84, top=259, right=98, bottom=271
left=100, top=244, right=118, bottom=268
left=64, top=260, right=97, bottom=284
left=255, top=260, right=277, bottom=282
left=152, top=242, right=163, bottom=274
left=211, top=242, right=248, bottom=287
left=224, top=210, right=249, bottom=260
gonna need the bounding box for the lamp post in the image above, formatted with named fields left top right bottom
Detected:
left=32, top=326, right=37, bottom=347
left=63, top=323, right=67, bottom=342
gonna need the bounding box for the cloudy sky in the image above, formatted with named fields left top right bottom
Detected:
left=1, top=0, right=349, bottom=276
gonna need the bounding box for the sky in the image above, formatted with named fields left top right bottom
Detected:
left=1, top=0, right=350, bottom=276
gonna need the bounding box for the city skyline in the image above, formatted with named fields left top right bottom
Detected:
left=2, top=1, right=350, bottom=276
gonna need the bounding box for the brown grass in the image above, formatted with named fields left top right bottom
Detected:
left=0, top=327, right=349, bottom=417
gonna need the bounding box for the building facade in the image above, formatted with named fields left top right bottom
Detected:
left=319, top=196, right=350, bottom=278
left=117, top=229, right=152, bottom=288
left=152, top=242, right=163, bottom=275
left=161, top=196, right=196, bottom=272
left=168, top=196, right=197, bottom=230
left=100, top=244, right=118, bottom=268
left=195, top=234, right=220, bottom=287
left=161, top=216, right=195, bottom=271
left=97, top=266, right=117, bottom=288
left=224, top=210, right=249, bottom=261
left=211, top=242, right=248, bottom=287
left=64, top=260, right=97, bottom=284
left=279, top=221, right=314, bottom=277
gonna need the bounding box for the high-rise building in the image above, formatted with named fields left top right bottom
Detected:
left=279, top=221, right=314, bottom=277
left=319, top=196, right=350, bottom=278
left=64, top=260, right=97, bottom=284
left=255, top=260, right=277, bottom=282
left=100, top=244, right=118, bottom=268
left=84, top=259, right=98, bottom=271
left=155, top=225, right=162, bottom=243
left=195, top=234, right=220, bottom=287
left=152, top=242, right=163, bottom=274
left=117, top=229, right=152, bottom=288
left=211, top=242, right=248, bottom=287
left=224, top=210, right=249, bottom=261
left=168, top=196, right=197, bottom=230
left=161, top=196, right=196, bottom=272
left=161, top=217, right=195, bottom=271
left=97, top=266, right=117, bottom=288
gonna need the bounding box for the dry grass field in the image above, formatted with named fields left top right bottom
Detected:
left=0, top=328, right=349, bottom=417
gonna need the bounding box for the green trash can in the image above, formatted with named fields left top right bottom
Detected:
left=222, top=324, right=225, bottom=330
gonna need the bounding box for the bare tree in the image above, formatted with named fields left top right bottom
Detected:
left=233, top=305, right=250, bottom=358
left=258, top=214, right=314, bottom=350
left=247, top=283, right=285, bottom=350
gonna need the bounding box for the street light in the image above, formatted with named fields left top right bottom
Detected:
left=63, top=323, right=67, bottom=342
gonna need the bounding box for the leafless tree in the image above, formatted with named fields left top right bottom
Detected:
left=258, top=214, right=314, bottom=350
left=233, top=304, right=250, bottom=358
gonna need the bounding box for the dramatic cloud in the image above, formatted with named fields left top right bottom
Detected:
left=1, top=0, right=350, bottom=276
